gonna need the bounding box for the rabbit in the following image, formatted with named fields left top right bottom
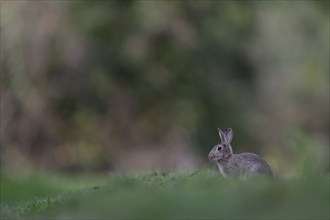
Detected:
left=208, top=128, right=273, bottom=178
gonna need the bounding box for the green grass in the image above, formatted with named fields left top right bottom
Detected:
left=1, top=170, right=329, bottom=219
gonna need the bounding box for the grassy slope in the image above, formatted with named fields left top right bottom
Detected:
left=1, top=170, right=329, bottom=219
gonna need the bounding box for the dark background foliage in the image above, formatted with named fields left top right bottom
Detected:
left=1, top=1, right=329, bottom=174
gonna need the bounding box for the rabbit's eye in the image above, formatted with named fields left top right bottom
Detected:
left=217, top=146, right=222, bottom=151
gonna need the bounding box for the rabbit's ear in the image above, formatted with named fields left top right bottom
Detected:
left=225, top=128, right=233, bottom=144
left=218, top=128, right=227, bottom=144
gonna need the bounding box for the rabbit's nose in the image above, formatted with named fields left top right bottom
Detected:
left=208, top=153, right=214, bottom=160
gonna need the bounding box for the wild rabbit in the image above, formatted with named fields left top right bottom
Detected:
left=208, top=128, right=273, bottom=178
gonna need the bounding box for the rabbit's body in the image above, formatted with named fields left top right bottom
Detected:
left=209, top=128, right=273, bottom=178
left=216, top=153, right=273, bottom=178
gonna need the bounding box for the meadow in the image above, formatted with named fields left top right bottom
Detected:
left=1, top=1, right=329, bottom=219
left=1, top=169, right=329, bottom=219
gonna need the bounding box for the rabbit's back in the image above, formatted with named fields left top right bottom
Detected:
left=217, top=153, right=273, bottom=178
left=234, top=153, right=273, bottom=177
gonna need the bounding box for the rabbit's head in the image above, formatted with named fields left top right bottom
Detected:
left=208, top=128, right=233, bottom=161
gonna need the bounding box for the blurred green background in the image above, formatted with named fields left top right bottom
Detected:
left=1, top=1, right=329, bottom=175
